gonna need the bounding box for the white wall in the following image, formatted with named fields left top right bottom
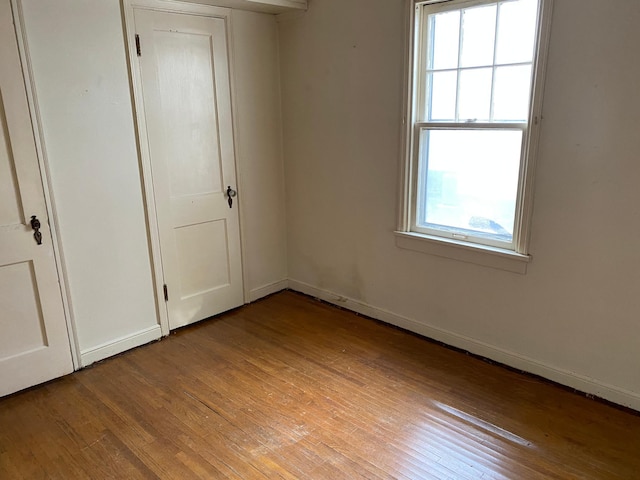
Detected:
left=279, top=0, right=640, bottom=409
left=20, top=0, right=288, bottom=364
left=231, top=9, right=288, bottom=300
left=21, top=0, right=160, bottom=364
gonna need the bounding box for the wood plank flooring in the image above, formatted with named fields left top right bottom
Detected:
left=1, top=290, right=639, bottom=479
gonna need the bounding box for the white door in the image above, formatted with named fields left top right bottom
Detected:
left=0, top=0, right=73, bottom=396
left=134, top=9, right=244, bottom=330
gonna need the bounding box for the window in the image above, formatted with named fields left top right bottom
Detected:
left=398, top=0, right=552, bottom=271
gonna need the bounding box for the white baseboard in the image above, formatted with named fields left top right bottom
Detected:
left=288, top=279, right=640, bottom=412
left=78, top=277, right=289, bottom=367
left=80, top=325, right=162, bottom=367
left=249, top=279, right=289, bottom=302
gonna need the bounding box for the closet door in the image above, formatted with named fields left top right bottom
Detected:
left=134, top=9, right=244, bottom=329
left=0, top=0, right=72, bottom=397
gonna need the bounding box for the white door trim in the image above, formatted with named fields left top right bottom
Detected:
left=129, top=0, right=231, bottom=16
left=10, top=0, right=80, bottom=369
left=121, top=0, right=248, bottom=335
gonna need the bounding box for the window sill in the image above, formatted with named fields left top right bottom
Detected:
left=394, top=231, right=531, bottom=274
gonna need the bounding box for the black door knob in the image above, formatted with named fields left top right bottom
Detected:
left=226, top=186, right=237, bottom=208
left=30, top=215, right=42, bottom=245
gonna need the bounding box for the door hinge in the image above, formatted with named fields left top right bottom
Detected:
left=135, top=34, right=141, bottom=56
left=163, top=284, right=168, bottom=302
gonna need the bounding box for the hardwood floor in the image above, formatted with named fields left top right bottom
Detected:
left=1, top=291, right=639, bottom=479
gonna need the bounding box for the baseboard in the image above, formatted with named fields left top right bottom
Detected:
left=80, top=325, right=162, bottom=367
left=249, top=279, right=289, bottom=302
left=288, top=279, right=640, bottom=412
left=79, top=278, right=289, bottom=367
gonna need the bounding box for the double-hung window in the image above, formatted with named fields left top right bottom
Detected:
left=399, top=0, right=552, bottom=272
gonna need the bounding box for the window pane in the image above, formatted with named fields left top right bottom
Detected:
left=496, top=0, right=538, bottom=65
left=493, top=65, right=532, bottom=121
left=460, top=5, right=497, bottom=68
left=458, top=68, right=492, bottom=121
left=418, top=129, right=523, bottom=243
left=427, top=71, right=457, bottom=121
left=428, top=11, right=460, bottom=70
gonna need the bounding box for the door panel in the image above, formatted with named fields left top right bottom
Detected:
left=154, top=30, right=223, bottom=198
left=0, top=261, right=47, bottom=359
left=0, top=0, right=73, bottom=396
left=0, top=96, right=24, bottom=225
left=135, top=9, right=243, bottom=329
left=175, top=219, right=230, bottom=297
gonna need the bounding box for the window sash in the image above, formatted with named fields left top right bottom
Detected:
left=411, top=123, right=527, bottom=250
left=415, top=122, right=526, bottom=129
left=417, top=0, right=536, bottom=123
left=419, top=0, right=524, bottom=15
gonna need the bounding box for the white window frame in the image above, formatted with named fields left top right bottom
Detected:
left=396, top=0, right=554, bottom=274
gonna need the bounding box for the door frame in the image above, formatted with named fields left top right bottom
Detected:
left=9, top=0, right=80, bottom=369
left=121, top=0, right=249, bottom=335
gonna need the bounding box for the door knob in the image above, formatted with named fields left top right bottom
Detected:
left=226, top=186, right=237, bottom=208
left=30, top=215, right=42, bottom=245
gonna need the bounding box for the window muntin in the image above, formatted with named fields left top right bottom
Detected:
left=410, top=0, right=542, bottom=251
